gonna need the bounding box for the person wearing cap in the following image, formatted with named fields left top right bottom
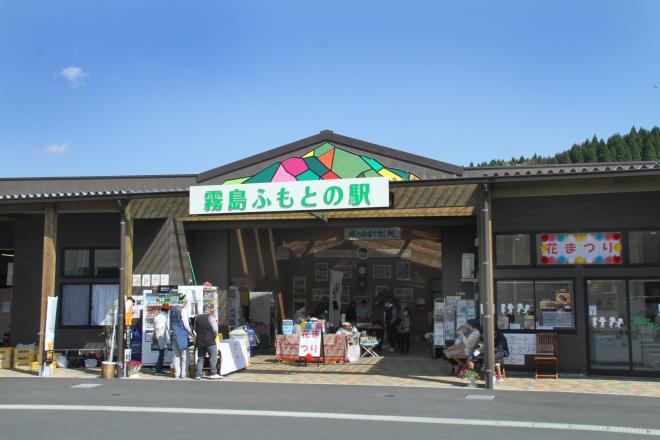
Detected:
left=194, top=303, right=221, bottom=380
left=170, top=295, right=193, bottom=379
left=153, top=303, right=171, bottom=374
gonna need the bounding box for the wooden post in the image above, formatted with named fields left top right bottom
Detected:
left=277, top=292, right=285, bottom=322
left=268, top=228, right=279, bottom=278
left=123, top=201, right=133, bottom=303
left=235, top=228, right=248, bottom=275
left=37, top=204, right=57, bottom=367
left=253, top=229, right=266, bottom=277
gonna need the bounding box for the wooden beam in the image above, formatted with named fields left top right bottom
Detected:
left=253, top=229, right=265, bottom=277
left=179, top=206, right=476, bottom=222
left=268, top=228, right=279, bottom=279
left=235, top=228, right=248, bottom=275
left=37, top=204, right=57, bottom=367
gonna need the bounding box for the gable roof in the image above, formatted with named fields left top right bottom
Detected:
left=196, top=130, right=464, bottom=183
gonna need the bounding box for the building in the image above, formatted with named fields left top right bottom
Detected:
left=1, top=130, right=658, bottom=376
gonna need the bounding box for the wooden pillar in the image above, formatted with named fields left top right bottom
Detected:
left=37, top=203, right=57, bottom=367
left=123, top=201, right=133, bottom=303
left=235, top=228, right=248, bottom=275
left=253, top=229, right=265, bottom=277
left=268, top=228, right=279, bottom=278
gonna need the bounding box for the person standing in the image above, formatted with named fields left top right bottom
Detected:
left=384, top=300, right=399, bottom=352
left=194, top=303, right=221, bottom=380
left=152, top=303, right=171, bottom=374
left=170, top=295, right=193, bottom=379
left=397, top=308, right=413, bottom=355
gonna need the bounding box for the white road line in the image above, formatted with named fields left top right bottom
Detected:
left=70, top=384, right=102, bottom=389
left=0, top=405, right=658, bottom=437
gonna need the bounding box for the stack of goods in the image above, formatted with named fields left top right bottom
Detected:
left=13, top=346, right=36, bottom=370
left=0, top=347, right=12, bottom=368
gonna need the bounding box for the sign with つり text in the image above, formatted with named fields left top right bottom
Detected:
left=190, top=177, right=389, bottom=215
left=539, top=232, right=622, bottom=265
left=298, top=331, right=322, bottom=357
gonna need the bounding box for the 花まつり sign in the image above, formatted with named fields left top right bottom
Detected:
left=539, top=232, right=622, bottom=265
left=189, top=177, right=389, bottom=215
left=298, top=330, right=322, bottom=358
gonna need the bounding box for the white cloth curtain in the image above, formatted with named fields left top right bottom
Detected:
left=64, top=250, right=90, bottom=276
left=62, top=285, right=90, bottom=326
left=91, top=284, right=119, bottom=326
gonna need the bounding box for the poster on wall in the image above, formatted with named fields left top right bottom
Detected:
left=315, top=263, right=329, bottom=282
left=132, top=274, right=142, bottom=287
left=433, top=299, right=445, bottom=347
left=456, top=300, right=468, bottom=328
left=372, top=264, right=392, bottom=279
left=141, top=274, right=151, bottom=287
left=538, top=232, right=622, bottom=265
left=354, top=295, right=372, bottom=321
left=396, top=262, right=410, bottom=281
left=292, top=276, right=306, bottom=297
left=150, top=274, right=161, bottom=287
left=444, top=296, right=458, bottom=340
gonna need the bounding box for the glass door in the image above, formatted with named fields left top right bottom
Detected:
left=586, top=280, right=630, bottom=372
left=629, top=280, right=660, bottom=374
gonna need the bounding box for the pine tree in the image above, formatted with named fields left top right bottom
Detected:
left=627, top=127, right=643, bottom=161
left=598, top=139, right=613, bottom=162
left=642, top=137, right=657, bottom=161
left=569, top=144, right=584, bottom=163
left=583, top=136, right=598, bottom=162
left=613, top=135, right=632, bottom=161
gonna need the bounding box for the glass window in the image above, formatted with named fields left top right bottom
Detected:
left=61, top=284, right=90, bottom=326
left=496, top=280, right=576, bottom=331
left=629, top=280, right=660, bottom=372
left=91, top=284, right=119, bottom=326
left=629, top=231, right=660, bottom=264
left=496, top=281, right=535, bottom=330
left=587, top=280, right=629, bottom=370
left=535, top=281, right=574, bottom=329
left=496, top=234, right=531, bottom=265
left=63, top=249, right=90, bottom=276
left=94, top=249, right=120, bottom=277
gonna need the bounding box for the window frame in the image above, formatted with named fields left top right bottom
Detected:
left=60, top=247, right=120, bottom=279
left=494, top=233, right=534, bottom=268
left=495, top=278, right=577, bottom=334
left=627, top=228, right=660, bottom=267
left=59, top=282, right=119, bottom=329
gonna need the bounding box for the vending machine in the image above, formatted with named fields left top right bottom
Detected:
left=141, top=285, right=218, bottom=366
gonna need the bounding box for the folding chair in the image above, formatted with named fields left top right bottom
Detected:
left=360, top=339, right=381, bottom=358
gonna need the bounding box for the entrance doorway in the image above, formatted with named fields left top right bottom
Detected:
left=587, top=279, right=660, bottom=375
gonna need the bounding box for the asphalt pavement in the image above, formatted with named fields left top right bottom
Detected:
left=0, top=378, right=658, bottom=440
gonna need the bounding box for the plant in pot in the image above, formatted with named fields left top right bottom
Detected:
left=457, top=368, right=480, bottom=387
left=126, top=360, right=142, bottom=376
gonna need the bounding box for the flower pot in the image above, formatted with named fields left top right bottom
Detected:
left=101, top=361, right=117, bottom=379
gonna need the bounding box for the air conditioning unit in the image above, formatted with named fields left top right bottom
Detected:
left=461, top=253, right=476, bottom=281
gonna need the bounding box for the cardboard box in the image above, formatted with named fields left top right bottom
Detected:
left=0, top=359, right=11, bottom=369
left=13, top=360, right=32, bottom=369
left=14, top=347, right=36, bottom=356
left=0, top=347, right=13, bottom=357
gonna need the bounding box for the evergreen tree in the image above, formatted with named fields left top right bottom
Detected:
left=613, top=135, right=632, bottom=161
left=569, top=144, right=584, bottom=163
left=583, top=136, right=598, bottom=162
left=627, top=127, right=643, bottom=161
left=598, top=139, right=613, bottom=162
left=642, top=137, right=657, bottom=161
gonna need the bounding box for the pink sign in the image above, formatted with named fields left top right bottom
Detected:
left=539, top=232, right=622, bottom=265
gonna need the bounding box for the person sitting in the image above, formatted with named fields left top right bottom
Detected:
left=465, top=328, right=509, bottom=383
left=443, top=319, right=481, bottom=375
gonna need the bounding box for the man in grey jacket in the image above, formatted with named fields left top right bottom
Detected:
left=194, top=303, right=221, bottom=379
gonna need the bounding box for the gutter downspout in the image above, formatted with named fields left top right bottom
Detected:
left=117, top=200, right=127, bottom=378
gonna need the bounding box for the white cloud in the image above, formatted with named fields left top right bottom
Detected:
left=58, top=66, right=89, bottom=88
left=43, top=143, right=71, bottom=156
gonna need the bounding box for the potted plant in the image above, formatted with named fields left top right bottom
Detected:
left=126, top=360, right=142, bottom=376
left=457, top=368, right=480, bottom=387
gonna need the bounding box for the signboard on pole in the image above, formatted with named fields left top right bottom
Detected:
left=298, top=330, right=322, bottom=357
left=189, top=177, right=390, bottom=215
left=45, top=296, right=58, bottom=353
left=328, top=269, right=343, bottom=329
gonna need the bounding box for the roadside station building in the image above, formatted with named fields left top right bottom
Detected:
left=1, top=130, right=659, bottom=376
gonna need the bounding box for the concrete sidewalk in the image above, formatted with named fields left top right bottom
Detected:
left=2, top=354, right=659, bottom=398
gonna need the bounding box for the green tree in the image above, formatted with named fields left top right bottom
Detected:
left=642, top=137, right=657, bottom=161
left=627, top=127, right=643, bottom=161
left=598, top=139, right=613, bottom=162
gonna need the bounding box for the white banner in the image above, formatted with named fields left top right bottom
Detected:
left=328, top=269, right=343, bottom=328
left=190, top=177, right=389, bottom=215
left=298, top=330, right=322, bottom=357
left=45, top=296, right=58, bottom=352
left=218, top=339, right=249, bottom=375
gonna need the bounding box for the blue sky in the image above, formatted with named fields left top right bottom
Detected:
left=1, top=0, right=659, bottom=177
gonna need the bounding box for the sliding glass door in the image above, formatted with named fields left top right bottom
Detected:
left=586, top=280, right=630, bottom=371
left=629, top=280, right=660, bottom=373
left=587, top=279, right=660, bottom=375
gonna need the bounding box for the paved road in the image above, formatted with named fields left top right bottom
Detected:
left=0, top=378, right=658, bottom=440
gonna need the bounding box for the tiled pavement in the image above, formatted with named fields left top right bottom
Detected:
left=2, top=354, right=659, bottom=398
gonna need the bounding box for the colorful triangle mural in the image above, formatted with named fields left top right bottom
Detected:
left=222, top=142, right=420, bottom=184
